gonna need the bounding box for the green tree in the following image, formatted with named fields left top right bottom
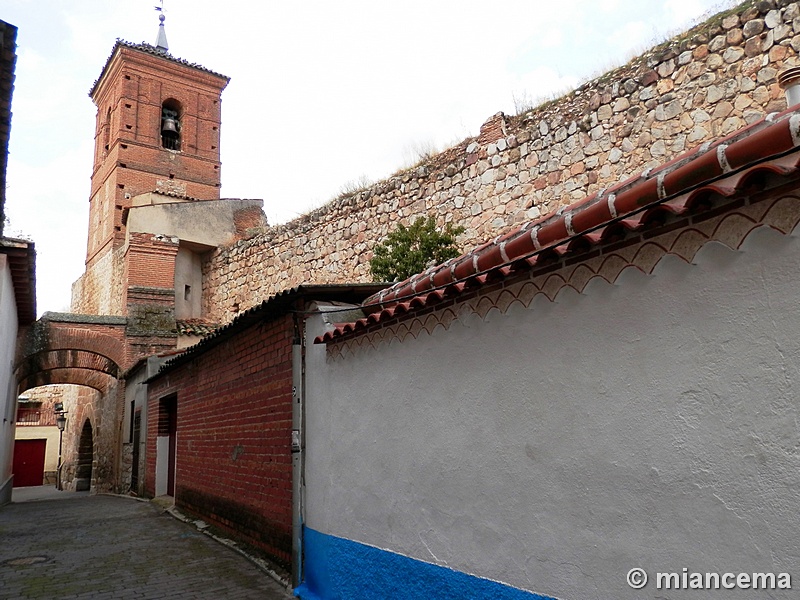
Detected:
left=370, top=217, right=465, bottom=282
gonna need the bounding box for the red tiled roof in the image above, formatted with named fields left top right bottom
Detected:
left=319, top=106, right=800, bottom=344
left=175, top=319, right=219, bottom=337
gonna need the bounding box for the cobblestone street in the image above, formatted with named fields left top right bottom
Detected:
left=0, top=489, right=292, bottom=599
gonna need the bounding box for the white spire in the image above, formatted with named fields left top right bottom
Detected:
left=155, top=5, right=169, bottom=52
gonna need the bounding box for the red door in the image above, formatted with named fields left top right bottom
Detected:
left=12, top=439, right=47, bottom=487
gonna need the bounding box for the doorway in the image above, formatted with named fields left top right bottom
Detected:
left=12, top=439, right=46, bottom=487
left=76, top=420, right=93, bottom=491
left=156, top=395, right=177, bottom=497
left=130, top=410, right=141, bottom=493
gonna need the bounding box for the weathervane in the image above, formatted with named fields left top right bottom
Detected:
left=155, top=0, right=169, bottom=52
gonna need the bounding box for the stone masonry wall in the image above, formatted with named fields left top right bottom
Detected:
left=204, top=0, right=800, bottom=323
left=71, top=246, right=125, bottom=315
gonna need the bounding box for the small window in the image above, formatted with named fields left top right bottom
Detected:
left=103, top=108, right=111, bottom=150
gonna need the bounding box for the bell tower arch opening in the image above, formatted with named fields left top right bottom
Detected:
left=160, top=98, right=181, bottom=151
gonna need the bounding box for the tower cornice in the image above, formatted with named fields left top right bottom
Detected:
left=89, top=40, right=229, bottom=99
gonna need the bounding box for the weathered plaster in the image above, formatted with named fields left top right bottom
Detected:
left=174, top=247, right=202, bottom=320
left=0, top=255, right=17, bottom=504
left=126, top=196, right=264, bottom=248
left=305, top=224, right=800, bottom=599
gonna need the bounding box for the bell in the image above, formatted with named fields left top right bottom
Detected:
left=162, top=116, right=178, bottom=134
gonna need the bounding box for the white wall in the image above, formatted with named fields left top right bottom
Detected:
left=126, top=197, right=264, bottom=248
left=0, top=255, right=19, bottom=504
left=305, top=225, right=800, bottom=600
left=155, top=436, right=170, bottom=497
left=174, top=247, right=202, bottom=320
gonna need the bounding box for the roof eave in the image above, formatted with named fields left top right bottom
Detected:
left=0, top=237, right=36, bottom=325
left=89, top=39, right=231, bottom=98
left=147, top=283, right=388, bottom=381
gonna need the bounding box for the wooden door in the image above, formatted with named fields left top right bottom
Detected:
left=12, top=439, right=46, bottom=487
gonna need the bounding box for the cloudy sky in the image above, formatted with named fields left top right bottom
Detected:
left=3, top=0, right=734, bottom=315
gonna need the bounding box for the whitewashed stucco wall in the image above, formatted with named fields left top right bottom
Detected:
left=0, top=256, right=19, bottom=504
left=304, top=225, right=800, bottom=600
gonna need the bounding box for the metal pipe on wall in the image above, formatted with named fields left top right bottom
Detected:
left=291, top=340, right=304, bottom=589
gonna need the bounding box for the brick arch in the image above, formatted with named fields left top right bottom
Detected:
left=16, top=319, right=127, bottom=394
left=44, top=326, right=126, bottom=367
left=18, top=368, right=115, bottom=394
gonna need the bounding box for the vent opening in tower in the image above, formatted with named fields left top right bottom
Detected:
left=161, top=99, right=182, bottom=151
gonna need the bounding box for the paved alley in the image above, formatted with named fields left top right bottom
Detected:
left=0, top=489, right=293, bottom=600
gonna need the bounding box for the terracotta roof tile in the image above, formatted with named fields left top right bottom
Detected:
left=175, top=319, right=219, bottom=337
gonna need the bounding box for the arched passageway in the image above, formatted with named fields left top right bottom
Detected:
left=15, top=318, right=126, bottom=393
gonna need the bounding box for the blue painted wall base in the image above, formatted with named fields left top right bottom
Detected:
left=295, top=527, right=557, bottom=600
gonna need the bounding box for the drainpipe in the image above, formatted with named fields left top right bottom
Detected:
left=291, top=314, right=304, bottom=589
left=778, top=66, right=800, bottom=108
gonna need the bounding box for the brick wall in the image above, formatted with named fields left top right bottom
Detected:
left=88, top=44, right=226, bottom=265
left=146, top=312, right=295, bottom=569
left=75, top=42, right=227, bottom=318
left=123, top=232, right=179, bottom=289
left=204, top=0, right=800, bottom=323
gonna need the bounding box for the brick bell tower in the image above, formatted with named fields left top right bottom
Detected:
left=75, top=15, right=230, bottom=315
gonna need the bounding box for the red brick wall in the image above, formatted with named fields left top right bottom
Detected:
left=87, top=45, right=226, bottom=267
left=146, top=312, right=295, bottom=569
left=124, top=233, right=179, bottom=289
